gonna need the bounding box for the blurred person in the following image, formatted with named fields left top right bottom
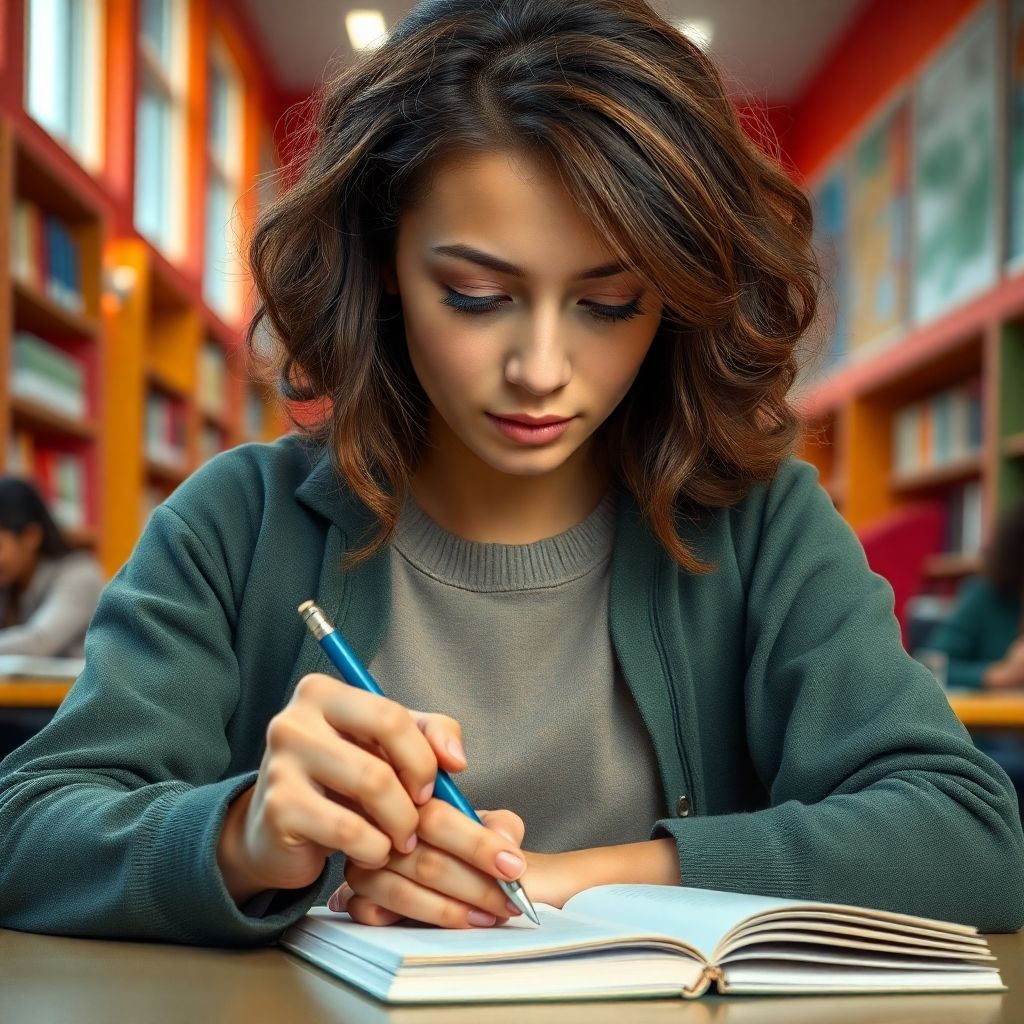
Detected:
left=922, top=499, right=1024, bottom=805
left=924, top=498, right=1024, bottom=690
left=0, top=476, right=104, bottom=657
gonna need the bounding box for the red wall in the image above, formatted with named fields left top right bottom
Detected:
left=785, top=0, right=984, bottom=181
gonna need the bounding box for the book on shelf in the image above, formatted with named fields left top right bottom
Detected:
left=10, top=331, right=87, bottom=419
left=5, top=431, right=88, bottom=532
left=199, top=341, right=227, bottom=418
left=279, top=884, right=1003, bottom=1005
left=145, top=391, right=189, bottom=468
left=892, top=379, right=982, bottom=477
left=199, top=422, right=226, bottom=462
left=11, top=198, right=84, bottom=313
left=944, top=480, right=984, bottom=556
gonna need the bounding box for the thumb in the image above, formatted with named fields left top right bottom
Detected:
left=411, top=711, right=467, bottom=772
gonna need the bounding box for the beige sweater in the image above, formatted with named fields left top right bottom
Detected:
left=0, top=551, right=105, bottom=657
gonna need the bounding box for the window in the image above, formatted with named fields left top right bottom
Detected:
left=135, top=0, right=187, bottom=257
left=204, top=41, right=244, bottom=320
left=25, top=0, right=106, bottom=167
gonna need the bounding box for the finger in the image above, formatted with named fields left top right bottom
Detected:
left=478, top=808, right=526, bottom=847
left=273, top=716, right=420, bottom=854
left=346, top=895, right=405, bottom=926
left=410, top=710, right=468, bottom=773
left=293, top=676, right=438, bottom=804
left=415, top=800, right=527, bottom=883
left=262, top=769, right=393, bottom=868
left=345, top=866, right=499, bottom=929
left=350, top=843, right=522, bottom=922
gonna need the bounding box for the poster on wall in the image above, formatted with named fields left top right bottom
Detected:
left=1008, top=0, right=1024, bottom=267
left=808, top=165, right=849, bottom=378
left=912, top=5, right=997, bottom=324
left=848, top=100, right=909, bottom=356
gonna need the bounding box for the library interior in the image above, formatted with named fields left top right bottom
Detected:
left=1, top=0, right=1024, bottom=1020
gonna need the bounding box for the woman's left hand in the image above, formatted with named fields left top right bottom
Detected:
left=328, top=807, right=583, bottom=927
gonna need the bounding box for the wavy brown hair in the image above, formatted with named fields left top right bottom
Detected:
left=246, top=0, right=824, bottom=573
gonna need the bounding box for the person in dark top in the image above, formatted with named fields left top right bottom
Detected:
left=0, top=476, right=105, bottom=658
left=924, top=498, right=1024, bottom=802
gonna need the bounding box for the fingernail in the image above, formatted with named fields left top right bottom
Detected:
left=447, top=738, right=466, bottom=763
left=418, top=781, right=434, bottom=804
left=506, top=899, right=523, bottom=915
left=401, top=833, right=418, bottom=854
left=495, top=851, right=525, bottom=878
left=328, top=887, right=349, bottom=913
left=467, top=909, right=496, bottom=927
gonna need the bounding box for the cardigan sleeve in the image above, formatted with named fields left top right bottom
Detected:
left=651, top=458, right=1024, bottom=932
left=0, top=502, right=329, bottom=946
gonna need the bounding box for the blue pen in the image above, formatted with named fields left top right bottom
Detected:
left=298, top=599, right=540, bottom=925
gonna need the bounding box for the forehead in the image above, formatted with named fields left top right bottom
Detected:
left=400, top=148, right=617, bottom=274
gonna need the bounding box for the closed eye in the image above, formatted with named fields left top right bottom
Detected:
left=440, top=287, right=644, bottom=323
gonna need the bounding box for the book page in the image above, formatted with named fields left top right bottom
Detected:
left=287, top=904, right=694, bottom=970
left=564, top=884, right=805, bottom=959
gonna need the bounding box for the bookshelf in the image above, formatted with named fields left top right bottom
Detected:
left=0, top=119, right=104, bottom=550
left=793, top=0, right=1024, bottom=612
left=100, top=238, right=287, bottom=572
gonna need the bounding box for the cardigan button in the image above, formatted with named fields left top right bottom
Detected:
left=675, top=795, right=690, bottom=817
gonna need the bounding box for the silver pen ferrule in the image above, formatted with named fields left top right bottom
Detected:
left=298, top=599, right=335, bottom=641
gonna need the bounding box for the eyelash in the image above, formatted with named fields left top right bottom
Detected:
left=440, top=287, right=645, bottom=323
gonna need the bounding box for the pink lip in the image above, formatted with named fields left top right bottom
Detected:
left=490, top=413, right=573, bottom=425
left=486, top=413, right=575, bottom=446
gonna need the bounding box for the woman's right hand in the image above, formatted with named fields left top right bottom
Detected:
left=216, top=672, right=446, bottom=905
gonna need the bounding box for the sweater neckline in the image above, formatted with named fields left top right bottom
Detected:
left=390, top=489, right=618, bottom=592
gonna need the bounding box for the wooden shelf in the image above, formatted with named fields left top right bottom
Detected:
left=1004, top=431, right=1024, bottom=459
left=10, top=395, right=97, bottom=440
left=145, top=455, right=190, bottom=486
left=923, top=552, right=982, bottom=578
left=890, top=453, right=983, bottom=494
left=200, top=408, right=231, bottom=432
left=146, top=368, right=191, bottom=403
left=13, top=276, right=100, bottom=338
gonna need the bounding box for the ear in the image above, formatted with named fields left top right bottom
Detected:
left=382, top=262, right=399, bottom=296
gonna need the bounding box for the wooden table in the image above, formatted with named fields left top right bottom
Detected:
left=946, top=691, right=1024, bottom=730
left=0, top=676, right=73, bottom=708
left=0, top=926, right=1021, bottom=1023
left=4, top=679, right=1024, bottom=731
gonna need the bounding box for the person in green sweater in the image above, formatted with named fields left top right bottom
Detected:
left=922, top=499, right=1024, bottom=803
left=1, top=0, right=1022, bottom=947
left=923, top=499, right=1024, bottom=691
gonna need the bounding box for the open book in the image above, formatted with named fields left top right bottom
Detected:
left=278, top=884, right=1003, bottom=1004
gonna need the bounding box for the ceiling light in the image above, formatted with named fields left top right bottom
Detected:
left=346, top=10, right=388, bottom=51
left=675, top=18, right=713, bottom=50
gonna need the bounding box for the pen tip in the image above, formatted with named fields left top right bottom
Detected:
left=297, top=599, right=315, bottom=615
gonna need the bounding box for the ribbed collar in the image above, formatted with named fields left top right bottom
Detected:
left=390, top=489, right=618, bottom=592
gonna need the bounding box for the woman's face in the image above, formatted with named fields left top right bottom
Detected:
left=388, top=148, right=664, bottom=482
left=0, top=525, right=41, bottom=587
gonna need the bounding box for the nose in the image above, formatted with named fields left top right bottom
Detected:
left=504, top=307, right=572, bottom=395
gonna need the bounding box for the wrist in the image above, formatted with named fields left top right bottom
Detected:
left=216, top=785, right=273, bottom=905
left=574, top=837, right=681, bottom=890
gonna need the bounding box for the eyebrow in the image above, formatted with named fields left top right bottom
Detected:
left=430, top=243, right=629, bottom=281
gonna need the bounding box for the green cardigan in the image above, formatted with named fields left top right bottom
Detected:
left=923, top=576, right=1023, bottom=690
left=0, top=434, right=1021, bottom=946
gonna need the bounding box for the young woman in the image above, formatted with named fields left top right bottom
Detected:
left=0, top=476, right=104, bottom=657
left=1, top=0, right=1021, bottom=948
